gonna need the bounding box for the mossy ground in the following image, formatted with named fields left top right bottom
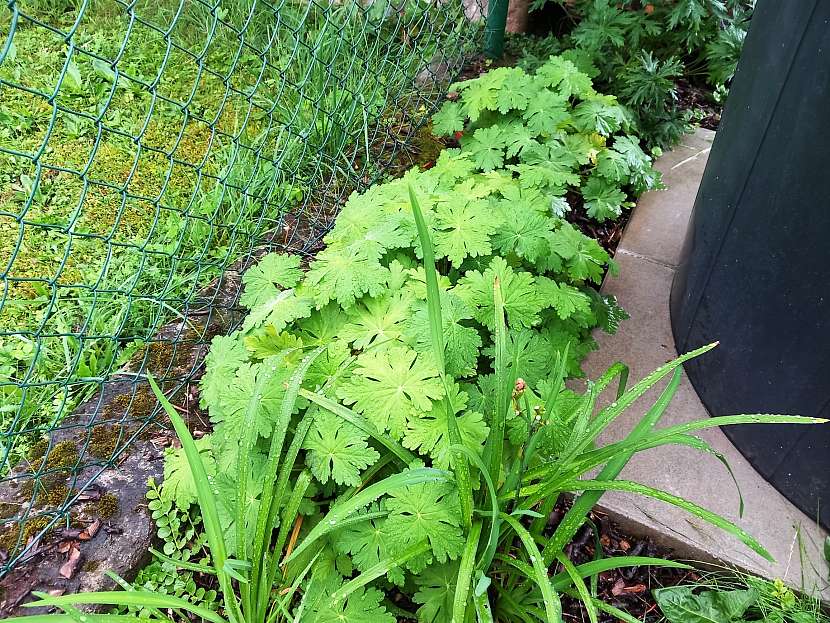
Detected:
left=16, top=439, right=80, bottom=503
left=85, top=424, right=120, bottom=460
left=95, top=493, right=119, bottom=519
left=0, top=502, right=18, bottom=519
left=84, top=389, right=157, bottom=460
left=41, top=440, right=79, bottom=469
left=0, top=515, right=51, bottom=554
left=1, top=434, right=120, bottom=557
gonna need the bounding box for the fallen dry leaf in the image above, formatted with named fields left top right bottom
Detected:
left=59, top=546, right=81, bottom=579
left=79, top=518, right=101, bottom=540
left=611, top=579, right=647, bottom=596
left=57, top=528, right=85, bottom=540
left=78, top=486, right=102, bottom=502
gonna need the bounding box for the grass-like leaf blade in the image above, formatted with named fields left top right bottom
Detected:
left=541, top=367, right=682, bottom=565
left=555, top=552, right=598, bottom=623
left=147, top=373, right=242, bottom=623
left=299, top=388, right=415, bottom=464
left=486, top=275, right=510, bottom=489
left=500, top=513, right=562, bottom=623
left=453, top=520, right=483, bottom=623
left=561, top=478, right=774, bottom=561
left=24, top=590, right=228, bottom=623
left=409, top=183, right=473, bottom=527
left=329, top=542, right=431, bottom=603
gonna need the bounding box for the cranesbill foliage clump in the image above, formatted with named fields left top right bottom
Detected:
left=509, top=0, right=753, bottom=148
left=160, top=54, right=654, bottom=621
left=432, top=55, right=662, bottom=221
left=155, top=56, right=659, bottom=620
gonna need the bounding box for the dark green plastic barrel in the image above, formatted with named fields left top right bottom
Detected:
left=671, top=0, right=830, bottom=529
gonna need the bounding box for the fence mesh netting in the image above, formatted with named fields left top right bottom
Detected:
left=0, top=0, right=485, bottom=575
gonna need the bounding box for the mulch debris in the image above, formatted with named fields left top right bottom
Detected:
left=677, top=79, right=722, bottom=131
left=547, top=501, right=698, bottom=622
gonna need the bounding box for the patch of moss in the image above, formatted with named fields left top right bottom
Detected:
left=142, top=340, right=196, bottom=376
left=0, top=526, right=20, bottom=553
left=0, top=515, right=56, bottom=552
left=0, top=502, right=18, bottom=519
left=129, top=386, right=157, bottom=416
left=26, top=438, right=50, bottom=463
left=95, top=493, right=119, bottom=519
left=86, top=424, right=120, bottom=460
left=45, top=440, right=79, bottom=470
left=82, top=560, right=100, bottom=572
left=101, top=385, right=158, bottom=423
left=15, top=441, right=80, bottom=507
left=24, top=516, right=51, bottom=539
left=19, top=474, right=73, bottom=507
left=18, top=479, right=34, bottom=500
left=414, top=124, right=447, bottom=168
left=43, top=483, right=73, bottom=507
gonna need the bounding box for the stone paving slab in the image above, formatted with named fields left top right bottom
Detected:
left=580, top=128, right=829, bottom=599
left=618, top=130, right=714, bottom=267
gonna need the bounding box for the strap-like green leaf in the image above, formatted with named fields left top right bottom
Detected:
left=24, top=590, right=228, bottom=623
left=252, top=347, right=324, bottom=620
left=147, top=373, right=242, bottom=623
left=566, top=591, right=643, bottom=623
left=449, top=443, right=500, bottom=573
left=453, top=521, right=483, bottom=623
left=275, top=469, right=313, bottom=561
left=541, top=366, right=682, bottom=565
left=299, top=388, right=415, bottom=464
left=486, top=274, right=510, bottom=491
left=500, top=513, right=562, bottom=623
left=565, top=343, right=717, bottom=465
left=329, top=541, right=431, bottom=603
left=555, top=553, right=598, bottom=623
left=409, top=183, right=473, bottom=528
left=5, top=616, right=143, bottom=623
left=560, top=478, right=774, bottom=561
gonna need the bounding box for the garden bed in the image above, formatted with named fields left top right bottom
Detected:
left=7, top=2, right=829, bottom=622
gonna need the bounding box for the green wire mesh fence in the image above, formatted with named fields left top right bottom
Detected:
left=0, top=0, right=486, bottom=577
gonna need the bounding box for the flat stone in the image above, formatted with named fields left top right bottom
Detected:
left=619, top=129, right=715, bottom=267
left=579, top=128, right=829, bottom=599
left=0, top=421, right=165, bottom=617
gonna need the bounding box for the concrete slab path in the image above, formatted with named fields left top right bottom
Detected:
left=581, top=128, right=829, bottom=598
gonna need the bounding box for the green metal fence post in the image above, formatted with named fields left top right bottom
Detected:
left=484, top=0, right=509, bottom=58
